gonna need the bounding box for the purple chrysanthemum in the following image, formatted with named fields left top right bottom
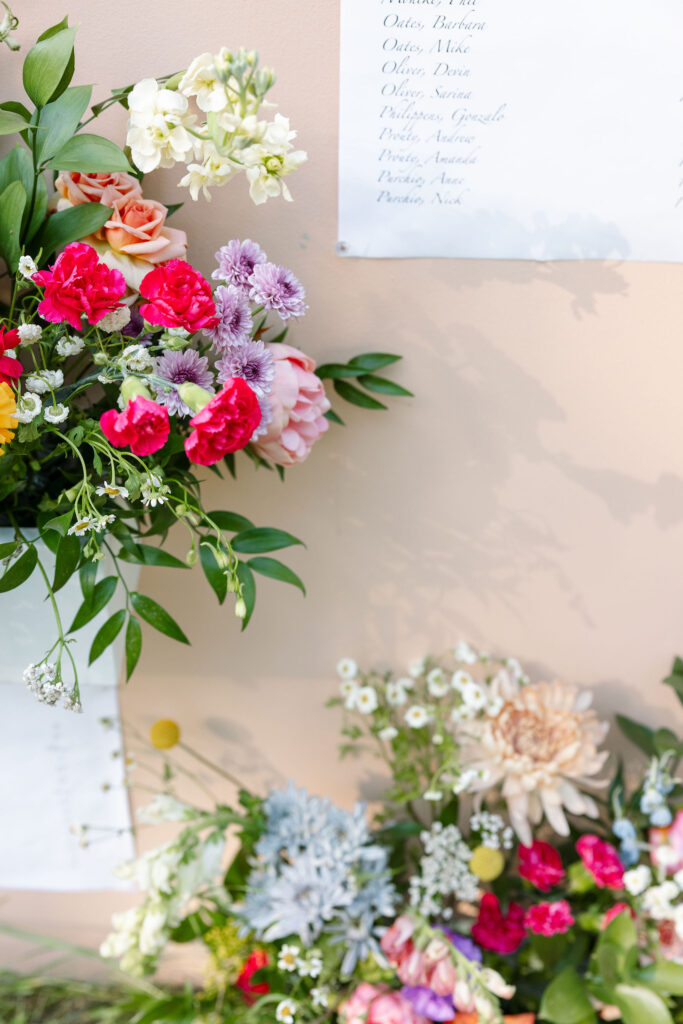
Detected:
left=401, top=987, right=455, bottom=1022
left=153, top=349, right=215, bottom=417
left=215, top=339, right=275, bottom=398
left=249, top=262, right=307, bottom=322
left=212, top=238, right=267, bottom=290
left=203, top=285, right=253, bottom=354
left=437, top=925, right=483, bottom=963
left=252, top=394, right=273, bottom=440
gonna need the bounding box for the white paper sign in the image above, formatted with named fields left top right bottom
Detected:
left=0, top=684, right=134, bottom=890
left=338, top=0, right=683, bottom=260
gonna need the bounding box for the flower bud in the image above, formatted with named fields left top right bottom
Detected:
left=93, top=351, right=109, bottom=365
left=234, top=598, right=247, bottom=619
left=120, top=375, right=152, bottom=404
left=177, top=381, right=213, bottom=415
left=186, top=548, right=198, bottom=566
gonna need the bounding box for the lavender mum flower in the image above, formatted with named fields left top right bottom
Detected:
left=401, top=987, right=455, bottom=1022
left=153, top=349, right=214, bottom=417
left=215, top=339, right=275, bottom=398
left=212, top=238, right=267, bottom=289
left=203, top=285, right=252, bottom=354
left=249, top=262, right=307, bottom=322
left=252, top=395, right=273, bottom=440
left=437, top=925, right=483, bottom=963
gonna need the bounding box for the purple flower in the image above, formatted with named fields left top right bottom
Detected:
left=153, top=349, right=215, bottom=417
left=401, top=987, right=455, bottom=1022
left=249, top=262, right=307, bottom=322
left=437, top=925, right=483, bottom=963
left=212, top=238, right=267, bottom=290
left=215, top=339, right=275, bottom=398
left=203, top=285, right=252, bottom=354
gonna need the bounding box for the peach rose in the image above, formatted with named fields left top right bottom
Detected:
left=56, top=171, right=142, bottom=209
left=103, top=197, right=187, bottom=265
left=251, top=343, right=330, bottom=467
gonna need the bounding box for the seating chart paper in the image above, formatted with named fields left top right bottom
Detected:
left=338, top=0, right=683, bottom=260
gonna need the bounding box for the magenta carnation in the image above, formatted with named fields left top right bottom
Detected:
left=33, top=243, right=126, bottom=331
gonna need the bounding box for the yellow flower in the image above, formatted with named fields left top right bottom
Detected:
left=0, top=382, right=17, bottom=456
left=470, top=845, right=505, bottom=881
left=149, top=718, right=180, bottom=749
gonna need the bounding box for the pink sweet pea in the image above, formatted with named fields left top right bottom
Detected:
left=100, top=396, right=170, bottom=456
left=381, top=916, right=415, bottom=963
left=250, top=343, right=330, bottom=466
left=339, top=984, right=428, bottom=1024
left=524, top=900, right=575, bottom=936
left=576, top=834, right=625, bottom=890
left=427, top=954, right=457, bottom=996
left=396, top=948, right=429, bottom=987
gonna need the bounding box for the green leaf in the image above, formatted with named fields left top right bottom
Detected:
left=33, top=201, right=111, bottom=264
left=52, top=533, right=81, bottom=593
left=23, top=28, right=76, bottom=108
left=41, top=509, right=73, bottom=536
left=663, top=656, right=683, bottom=707
left=316, top=362, right=367, bottom=380
left=348, top=352, right=402, bottom=371
left=615, top=714, right=656, bottom=757
left=0, top=540, right=19, bottom=559
left=200, top=544, right=227, bottom=605
left=248, top=557, right=306, bottom=596
left=206, top=510, right=254, bottom=533
left=0, top=144, right=47, bottom=241
left=236, top=561, right=255, bottom=630
left=68, top=576, right=117, bottom=632
left=0, top=180, right=26, bottom=272
left=333, top=379, right=388, bottom=410
left=358, top=373, right=413, bottom=397
left=636, top=958, right=683, bottom=996
left=88, top=609, right=126, bottom=665
left=125, top=615, right=142, bottom=680
left=79, top=560, right=97, bottom=602
left=118, top=543, right=189, bottom=570
left=46, top=133, right=133, bottom=172
left=0, top=109, right=30, bottom=135
left=538, top=967, right=597, bottom=1024
left=232, top=527, right=304, bottom=554
left=325, top=408, right=345, bottom=426
left=0, top=545, right=37, bottom=592
left=0, top=102, right=32, bottom=145
left=130, top=592, right=190, bottom=645
left=612, top=984, right=673, bottom=1024
left=654, top=727, right=679, bottom=756
left=35, top=85, right=92, bottom=164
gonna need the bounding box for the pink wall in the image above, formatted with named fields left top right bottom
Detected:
left=3, top=0, right=683, bottom=975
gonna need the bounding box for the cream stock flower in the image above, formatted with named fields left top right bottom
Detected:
left=127, top=78, right=196, bottom=173
left=459, top=672, right=609, bottom=845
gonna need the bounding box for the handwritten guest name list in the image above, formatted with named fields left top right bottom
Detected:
left=339, top=0, right=683, bottom=260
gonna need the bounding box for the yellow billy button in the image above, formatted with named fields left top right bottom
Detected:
left=470, top=844, right=505, bottom=882
left=149, top=719, right=180, bottom=750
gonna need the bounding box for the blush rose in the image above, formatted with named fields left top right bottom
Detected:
left=103, top=197, right=187, bottom=265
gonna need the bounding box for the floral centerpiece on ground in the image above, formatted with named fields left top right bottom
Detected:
left=91, top=652, right=683, bottom=1023
left=0, top=12, right=410, bottom=710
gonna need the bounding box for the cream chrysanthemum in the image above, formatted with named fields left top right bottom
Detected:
left=0, top=382, right=18, bottom=456
left=459, top=671, right=609, bottom=844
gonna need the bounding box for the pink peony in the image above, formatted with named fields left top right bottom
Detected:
left=576, top=834, right=625, bottom=890
left=56, top=171, right=143, bottom=209
left=250, top=343, right=330, bottom=466
left=139, top=260, right=218, bottom=334
left=33, top=243, right=126, bottom=331
left=602, top=904, right=635, bottom=930
left=339, top=984, right=428, bottom=1024
left=103, top=197, right=187, bottom=265
left=100, top=396, right=170, bottom=457
left=184, top=378, right=261, bottom=466
left=524, top=900, right=574, bottom=936
left=519, top=841, right=565, bottom=892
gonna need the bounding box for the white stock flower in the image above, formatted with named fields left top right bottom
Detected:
left=386, top=680, right=408, bottom=706
left=673, top=904, right=683, bottom=941
left=481, top=968, right=516, bottom=1000
left=405, top=704, right=429, bottom=729
left=25, top=369, right=63, bottom=393
left=127, top=78, right=195, bottom=173
left=98, top=306, right=132, bottom=333
left=179, top=141, right=238, bottom=201
left=43, top=403, right=69, bottom=424
left=14, top=392, right=42, bottom=424
left=178, top=52, right=229, bottom=112
left=17, top=323, right=42, bottom=344
left=18, top=255, right=38, bottom=279
left=336, top=658, right=358, bottom=680
left=56, top=334, right=85, bottom=357
left=356, top=686, right=378, bottom=715
left=655, top=845, right=679, bottom=873
left=642, top=881, right=678, bottom=920
left=242, top=115, right=307, bottom=204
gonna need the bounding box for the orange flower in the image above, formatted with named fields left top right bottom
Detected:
left=0, top=381, right=17, bottom=456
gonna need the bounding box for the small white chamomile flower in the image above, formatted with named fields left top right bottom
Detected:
left=386, top=680, right=408, bottom=706
left=18, top=255, right=38, bottom=279
left=43, top=403, right=69, bottom=424
left=336, top=657, right=358, bottom=680
left=452, top=670, right=473, bottom=692
left=460, top=680, right=487, bottom=711
left=277, top=944, right=300, bottom=972
left=356, top=686, right=378, bottom=715
left=96, top=482, right=129, bottom=499
left=311, top=988, right=329, bottom=1010
left=453, top=641, right=478, bottom=664
left=275, top=999, right=296, bottom=1024
left=340, top=679, right=360, bottom=709
left=408, top=657, right=426, bottom=678
left=14, top=393, right=42, bottom=424
left=396, top=675, right=414, bottom=691
left=378, top=726, right=398, bottom=741
left=427, top=667, right=450, bottom=697
left=67, top=516, right=97, bottom=536
left=405, top=704, right=429, bottom=729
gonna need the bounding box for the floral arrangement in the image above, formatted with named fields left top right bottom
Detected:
left=90, top=651, right=683, bottom=1024
left=0, top=13, right=410, bottom=711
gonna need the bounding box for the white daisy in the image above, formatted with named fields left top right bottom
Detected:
left=275, top=999, right=296, bottom=1024
left=427, top=667, right=450, bottom=697
left=378, top=726, right=398, bottom=741
left=386, top=680, right=408, bottom=706
left=453, top=641, right=478, bottom=664
left=405, top=704, right=429, bottom=729
left=18, top=255, right=38, bottom=279
left=452, top=670, right=474, bottom=692
left=336, top=657, right=358, bottom=680
left=356, top=686, right=378, bottom=715
left=96, top=482, right=130, bottom=499
left=339, top=679, right=360, bottom=709
left=277, top=944, right=300, bottom=972
left=67, top=516, right=96, bottom=536
left=408, top=657, right=426, bottom=678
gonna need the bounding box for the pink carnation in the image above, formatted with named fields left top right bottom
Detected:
left=339, top=984, right=428, bottom=1024
left=519, top=841, right=565, bottom=892
left=185, top=378, right=261, bottom=466
left=33, top=243, right=126, bottom=331
left=100, top=396, right=170, bottom=457
left=576, top=834, right=625, bottom=890
left=139, top=260, right=218, bottom=334
left=524, top=900, right=575, bottom=936
left=250, top=343, right=330, bottom=466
